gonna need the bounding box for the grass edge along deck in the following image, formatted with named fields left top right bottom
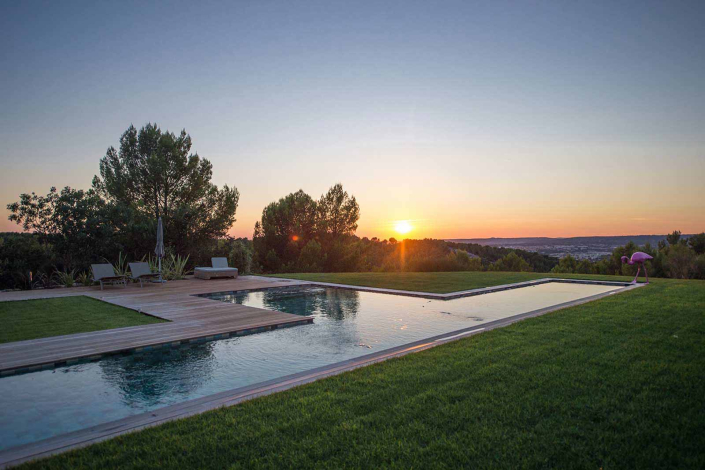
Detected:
left=0, top=280, right=641, bottom=468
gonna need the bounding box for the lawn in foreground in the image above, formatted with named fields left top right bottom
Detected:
left=268, top=271, right=634, bottom=293
left=23, top=277, right=705, bottom=468
left=0, top=297, right=165, bottom=344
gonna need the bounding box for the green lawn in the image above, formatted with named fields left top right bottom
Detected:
left=22, top=276, right=705, bottom=469
left=266, top=271, right=634, bottom=293
left=0, top=296, right=166, bottom=344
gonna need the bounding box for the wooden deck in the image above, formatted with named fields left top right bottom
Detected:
left=0, top=276, right=311, bottom=374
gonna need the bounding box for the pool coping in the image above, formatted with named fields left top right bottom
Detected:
left=0, top=280, right=644, bottom=468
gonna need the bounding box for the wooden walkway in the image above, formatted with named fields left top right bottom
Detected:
left=0, top=276, right=311, bottom=374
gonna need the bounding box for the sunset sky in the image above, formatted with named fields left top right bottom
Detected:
left=1, top=1, right=704, bottom=240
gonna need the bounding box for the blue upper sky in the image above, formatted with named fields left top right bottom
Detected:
left=1, top=0, right=704, bottom=238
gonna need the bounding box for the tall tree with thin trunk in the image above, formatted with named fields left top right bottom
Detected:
left=93, top=123, right=239, bottom=254
left=317, top=183, right=360, bottom=238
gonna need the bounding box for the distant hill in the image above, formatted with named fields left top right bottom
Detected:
left=445, top=235, right=680, bottom=260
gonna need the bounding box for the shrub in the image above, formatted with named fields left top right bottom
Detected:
left=297, top=240, right=324, bottom=272
left=53, top=269, right=76, bottom=288
left=163, top=253, right=190, bottom=280
left=665, top=244, right=696, bottom=279
left=105, top=252, right=129, bottom=277
left=489, top=252, right=532, bottom=272
left=687, top=233, right=705, bottom=255
left=76, top=271, right=93, bottom=286
left=551, top=255, right=578, bottom=274
left=229, top=240, right=253, bottom=274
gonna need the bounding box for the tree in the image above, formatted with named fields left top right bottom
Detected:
left=666, top=230, right=681, bottom=246
left=298, top=240, right=325, bottom=272
left=253, top=184, right=362, bottom=272
left=551, top=255, right=578, bottom=273
left=665, top=243, right=695, bottom=279
left=687, top=233, right=705, bottom=255
left=93, top=123, right=239, bottom=254
left=7, top=186, right=121, bottom=268
left=228, top=239, right=253, bottom=274
left=694, top=254, right=705, bottom=280
left=317, top=183, right=360, bottom=238
left=451, top=250, right=482, bottom=271
left=576, top=259, right=596, bottom=274
left=489, top=252, right=532, bottom=272
left=315, top=184, right=360, bottom=271
left=253, top=190, right=318, bottom=271
left=0, top=233, right=55, bottom=289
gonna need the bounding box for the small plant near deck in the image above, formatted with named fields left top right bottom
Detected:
left=31, top=272, right=55, bottom=289
left=105, top=252, right=129, bottom=277
left=140, top=252, right=190, bottom=280
left=141, top=254, right=160, bottom=275
left=53, top=269, right=77, bottom=288
left=76, top=271, right=93, bottom=286
left=163, top=253, right=190, bottom=280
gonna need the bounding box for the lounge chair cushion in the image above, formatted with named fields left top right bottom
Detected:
left=194, top=267, right=238, bottom=280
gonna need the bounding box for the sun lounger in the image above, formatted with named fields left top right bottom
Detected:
left=194, top=257, right=238, bottom=280
left=129, top=262, right=162, bottom=287
left=91, top=264, right=127, bottom=290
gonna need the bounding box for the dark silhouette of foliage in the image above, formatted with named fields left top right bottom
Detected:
left=0, top=233, right=55, bottom=289
left=488, top=252, right=532, bottom=272
left=93, top=123, right=239, bottom=256
left=447, top=241, right=556, bottom=272
left=7, top=186, right=124, bottom=269
left=317, top=184, right=359, bottom=238
left=666, top=230, right=682, bottom=246
left=687, top=233, right=705, bottom=255
left=253, top=185, right=359, bottom=273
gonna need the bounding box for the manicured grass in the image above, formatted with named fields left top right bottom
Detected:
left=267, top=271, right=634, bottom=293
left=0, top=296, right=166, bottom=344
left=23, top=277, right=705, bottom=468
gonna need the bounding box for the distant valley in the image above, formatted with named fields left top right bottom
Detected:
left=446, top=235, right=675, bottom=260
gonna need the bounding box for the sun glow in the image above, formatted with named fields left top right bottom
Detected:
left=394, top=220, right=413, bottom=235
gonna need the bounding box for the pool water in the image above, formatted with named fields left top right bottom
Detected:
left=0, top=282, right=621, bottom=451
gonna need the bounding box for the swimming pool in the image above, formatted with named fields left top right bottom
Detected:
left=0, top=282, right=623, bottom=452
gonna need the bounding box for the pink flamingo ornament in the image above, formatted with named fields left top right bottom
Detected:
left=621, top=251, right=654, bottom=284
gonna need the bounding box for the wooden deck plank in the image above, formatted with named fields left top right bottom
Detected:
left=0, top=276, right=312, bottom=373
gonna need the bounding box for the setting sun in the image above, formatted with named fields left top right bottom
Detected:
left=394, top=220, right=413, bottom=235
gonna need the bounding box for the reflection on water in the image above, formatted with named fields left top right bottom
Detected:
left=210, top=286, right=361, bottom=321
left=208, top=287, right=363, bottom=353
left=99, top=342, right=216, bottom=408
